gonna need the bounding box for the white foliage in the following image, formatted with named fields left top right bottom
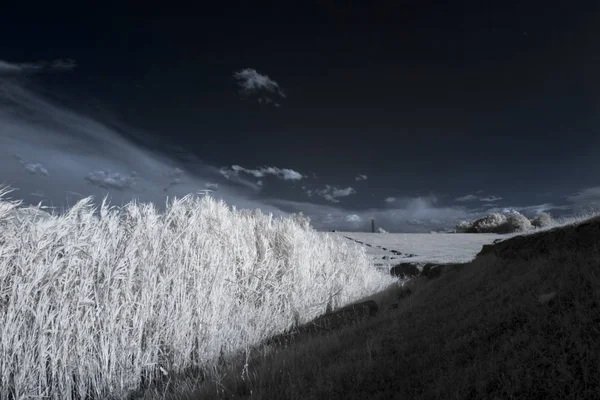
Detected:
left=531, top=212, right=554, bottom=228
left=0, top=188, right=393, bottom=399
left=505, top=212, right=533, bottom=232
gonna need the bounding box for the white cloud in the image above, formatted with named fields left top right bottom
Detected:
left=480, top=196, right=502, bottom=202
left=0, top=58, right=76, bottom=75
left=455, top=194, right=503, bottom=203
left=204, top=182, right=219, bottom=190
left=162, top=167, right=185, bottom=192
left=222, top=165, right=304, bottom=181
left=331, top=187, right=354, bottom=197
left=257, top=180, right=263, bottom=186
left=49, top=59, right=77, bottom=71
left=345, top=214, right=361, bottom=222
left=12, top=154, right=49, bottom=176
left=385, top=197, right=396, bottom=203
left=455, top=194, right=478, bottom=202
left=85, top=169, right=140, bottom=191
left=233, top=68, right=286, bottom=106
left=24, top=163, right=49, bottom=176
left=0, top=78, right=288, bottom=221
left=566, top=187, right=600, bottom=204
left=313, top=185, right=356, bottom=203
left=355, top=174, right=367, bottom=181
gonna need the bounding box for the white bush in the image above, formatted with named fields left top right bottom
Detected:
left=377, top=227, right=388, bottom=233
left=469, top=213, right=508, bottom=233
left=505, top=212, right=533, bottom=232
left=0, top=188, right=394, bottom=399
left=455, top=220, right=473, bottom=233
left=289, top=211, right=312, bottom=230
left=531, top=212, right=554, bottom=228
left=455, top=211, right=537, bottom=234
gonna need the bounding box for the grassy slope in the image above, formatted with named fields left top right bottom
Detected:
left=163, top=218, right=600, bottom=400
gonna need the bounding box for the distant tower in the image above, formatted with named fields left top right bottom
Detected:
left=371, top=219, right=375, bottom=233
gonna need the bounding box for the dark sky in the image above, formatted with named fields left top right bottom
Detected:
left=1, top=1, right=599, bottom=232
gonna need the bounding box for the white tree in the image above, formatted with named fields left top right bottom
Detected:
left=531, top=212, right=554, bottom=228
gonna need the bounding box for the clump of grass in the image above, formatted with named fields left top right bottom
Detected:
left=0, top=185, right=394, bottom=399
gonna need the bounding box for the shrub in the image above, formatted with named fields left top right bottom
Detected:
left=455, top=220, right=473, bottom=233
left=470, top=213, right=508, bottom=233
left=289, top=212, right=312, bottom=231
left=505, top=212, right=533, bottom=232
left=377, top=227, right=389, bottom=233
left=531, top=212, right=554, bottom=228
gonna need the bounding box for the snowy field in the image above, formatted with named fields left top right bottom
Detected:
left=322, top=231, right=523, bottom=266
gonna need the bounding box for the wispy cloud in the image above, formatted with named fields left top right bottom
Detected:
left=0, top=58, right=76, bottom=75
left=233, top=68, right=286, bottom=107
left=12, top=154, right=49, bottom=176
left=161, top=167, right=185, bottom=192
left=455, top=194, right=479, bottom=202
left=0, top=78, right=285, bottom=216
left=566, top=187, right=600, bottom=204
left=204, top=182, right=219, bottom=190
left=49, top=59, right=77, bottom=71
left=480, top=196, right=502, bottom=202
left=221, top=165, right=304, bottom=182
left=345, top=214, right=361, bottom=222
left=565, top=187, right=600, bottom=212
left=385, top=197, right=396, bottom=203
left=355, top=174, right=367, bottom=181
left=455, top=193, right=502, bottom=202
left=85, top=169, right=140, bottom=191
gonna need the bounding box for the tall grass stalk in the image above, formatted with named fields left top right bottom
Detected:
left=0, top=187, right=394, bottom=399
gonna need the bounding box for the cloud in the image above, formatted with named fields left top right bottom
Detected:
left=266, top=195, right=474, bottom=233
left=204, top=182, right=219, bottom=190
left=49, top=59, right=77, bottom=71
left=455, top=194, right=478, bottom=202
left=345, top=214, right=361, bottom=222
left=566, top=187, right=600, bottom=204
left=480, top=196, right=503, bottom=202
left=0, top=78, right=287, bottom=217
left=233, top=68, right=286, bottom=106
left=385, top=197, right=396, bottom=203
left=12, top=154, right=49, bottom=176
left=85, top=169, right=140, bottom=191
left=221, top=165, right=304, bottom=182
left=162, top=167, right=185, bottom=192
left=355, top=174, right=367, bottom=181
left=565, top=187, right=600, bottom=213
left=312, top=185, right=356, bottom=203
left=24, top=163, right=49, bottom=176
left=455, top=194, right=502, bottom=202
left=0, top=58, right=76, bottom=75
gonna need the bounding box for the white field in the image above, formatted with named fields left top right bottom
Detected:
left=327, top=208, right=600, bottom=269
left=327, top=232, right=512, bottom=266
left=0, top=188, right=395, bottom=400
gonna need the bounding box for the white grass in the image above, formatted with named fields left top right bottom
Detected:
left=0, top=186, right=395, bottom=399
